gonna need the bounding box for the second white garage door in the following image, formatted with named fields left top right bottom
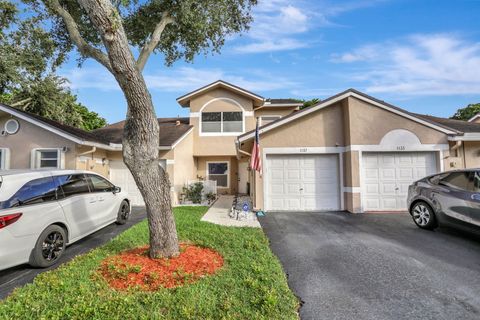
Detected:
left=109, top=160, right=145, bottom=206
left=362, top=152, right=437, bottom=211
left=266, top=154, right=340, bottom=211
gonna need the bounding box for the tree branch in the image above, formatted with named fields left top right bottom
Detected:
left=136, top=11, right=174, bottom=72
left=46, top=0, right=113, bottom=73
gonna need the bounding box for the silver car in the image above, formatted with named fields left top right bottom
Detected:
left=407, top=169, right=480, bottom=230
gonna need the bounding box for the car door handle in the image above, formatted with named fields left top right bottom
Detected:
left=98, top=198, right=105, bottom=202
left=471, top=194, right=480, bottom=201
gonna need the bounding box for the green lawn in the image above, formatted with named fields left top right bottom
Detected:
left=0, top=207, right=298, bottom=319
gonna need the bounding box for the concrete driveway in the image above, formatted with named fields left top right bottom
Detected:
left=0, top=207, right=146, bottom=300
left=260, top=211, right=480, bottom=320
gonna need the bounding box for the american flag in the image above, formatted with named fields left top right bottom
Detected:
left=250, top=118, right=262, bottom=175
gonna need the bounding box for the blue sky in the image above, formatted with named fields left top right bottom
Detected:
left=59, top=0, right=480, bottom=124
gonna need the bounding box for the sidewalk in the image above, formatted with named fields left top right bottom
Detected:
left=201, top=195, right=260, bottom=228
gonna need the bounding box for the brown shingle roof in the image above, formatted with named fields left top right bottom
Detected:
left=0, top=103, right=111, bottom=144
left=93, top=117, right=192, bottom=147
left=414, top=114, right=480, bottom=133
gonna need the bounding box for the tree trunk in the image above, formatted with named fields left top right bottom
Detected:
left=77, top=0, right=179, bottom=258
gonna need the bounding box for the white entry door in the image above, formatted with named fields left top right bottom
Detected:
left=266, top=154, right=340, bottom=211
left=109, top=160, right=145, bottom=206
left=362, top=152, right=437, bottom=211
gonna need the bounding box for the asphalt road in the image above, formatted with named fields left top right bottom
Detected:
left=260, top=211, right=480, bottom=320
left=0, top=207, right=146, bottom=300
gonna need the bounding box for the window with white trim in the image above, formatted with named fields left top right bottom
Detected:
left=207, top=162, right=229, bottom=188
left=0, top=148, right=6, bottom=170
left=201, top=112, right=242, bottom=133
left=260, top=115, right=281, bottom=126
left=34, top=149, right=61, bottom=169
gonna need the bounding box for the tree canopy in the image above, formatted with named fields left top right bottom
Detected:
left=0, top=1, right=106, bottom=131
left=451, top=103, right=480, bottom=121
left=0, top=76, right=107, bottom=130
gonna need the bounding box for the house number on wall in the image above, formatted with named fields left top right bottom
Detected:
left=397, top=146, right=406, bottom=151
left=299, top=148, right=308, bottom=152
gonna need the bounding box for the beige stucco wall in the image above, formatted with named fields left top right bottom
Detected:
left=462, top=141, right=480, bottom=168
left=346, top=97, right=448, bottom=145
left=189, top=88, right=256, bottom=156
left=75, top=145, right=109, bottom=177
left=0, top=114, right=76, bottom=169
left=343, top=151, right=360, bottom=188
left=196, top=156, right=238, bottom=195
left=172, top=131, right=195, bottom=203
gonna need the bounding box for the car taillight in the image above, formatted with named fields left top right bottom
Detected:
left=0, top=213, right=22, bottom=229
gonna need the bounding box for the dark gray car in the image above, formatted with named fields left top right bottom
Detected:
left=407, top=169, right=480, bottom=230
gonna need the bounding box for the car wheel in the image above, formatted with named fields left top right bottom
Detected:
left=30, top=225, right=67, bottom=268
left=411, top=201, right=437, bottom=230
left=115, top=200, right=130, bottom=225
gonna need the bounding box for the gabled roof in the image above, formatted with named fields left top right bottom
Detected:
left=0, top=103, right=193, bottom=150
left=93, top=117, right=193, bottom=148
left=414, top=114, right=480, bottom=133
left=0, top=102, right=116, bottom=149
left=177, top=80, right=264, bottom=107
left=468, top=113, right=480, bottom=122
left=238, top=88, right=462, bottom=142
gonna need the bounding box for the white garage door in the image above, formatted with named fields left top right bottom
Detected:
left=362, top=152, right=437, bottom=211
left=109, top=160, right=145, bottom=206
left=266, top=154, right=340, bottom=211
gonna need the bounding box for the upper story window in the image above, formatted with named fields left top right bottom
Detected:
left=201, top=111, right=243, bottom=134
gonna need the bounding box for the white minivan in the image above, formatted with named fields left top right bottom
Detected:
left=0, top=170, right=130, bottom=271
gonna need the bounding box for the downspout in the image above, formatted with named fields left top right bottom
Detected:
left=78, top=146, right=96, bottom=156
left=451, top=140, right=463, bottom=168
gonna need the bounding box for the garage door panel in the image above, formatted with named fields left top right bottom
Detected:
left=266, top=154, right=340, bottom=211
left=364, top=168, right=379, bottom=179
left=363, top=152, right=437, bottom=211
left=287, top=183, right=302, bottom=194
left=286, top=169, right=301, bottom=180
left=398, top=168, right=414, bottom=179
left=271, top=183, right=285, bottom=194
left=380, top=168, right=396, bottom=179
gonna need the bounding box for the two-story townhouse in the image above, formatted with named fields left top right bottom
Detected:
left=1, top=80, right=480, bottom=213
left=175, top=81, right=301, bottom=196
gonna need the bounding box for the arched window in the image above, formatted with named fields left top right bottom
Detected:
left=200, top=98, right=244, bottom=135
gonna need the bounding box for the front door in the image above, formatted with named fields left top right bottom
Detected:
left=238, top=162, right=249, bottom=194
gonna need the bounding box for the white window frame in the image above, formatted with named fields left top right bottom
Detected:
left=200, top=111, right=244, bottom=136
left=0, top=148, right=10, bottom=170
left=31, top=148, right=64, bottom=169
left=198, top=97, right=247, bottom=137
left=206, top=161, right=230, bottom=188
left=260, top=115, right=281, bottom=126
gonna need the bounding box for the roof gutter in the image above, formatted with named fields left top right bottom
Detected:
left=448, top=133, right=480, bottom=141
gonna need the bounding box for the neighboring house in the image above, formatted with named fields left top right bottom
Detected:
left=1, top=81, right=480, bottom=213
left=469, top=113, right=480, bottom=123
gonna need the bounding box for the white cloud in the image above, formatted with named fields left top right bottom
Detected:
left=60, top=66, right=296, bottom=93
left=332, top=34, right=480, bottom=95
left=232, top=0, right=389, bottom=54
left=233, top=1, right=310, bottom=53
left=235, top=39, right=308, bottom=54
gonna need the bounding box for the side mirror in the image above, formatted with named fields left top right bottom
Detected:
left=112, top=186, right=121, bottom=194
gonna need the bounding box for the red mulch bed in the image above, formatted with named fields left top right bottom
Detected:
left=99, top=244, right=223, bottom=291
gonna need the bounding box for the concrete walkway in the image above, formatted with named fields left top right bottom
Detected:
left=201, top=195, right=260, bottom=228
